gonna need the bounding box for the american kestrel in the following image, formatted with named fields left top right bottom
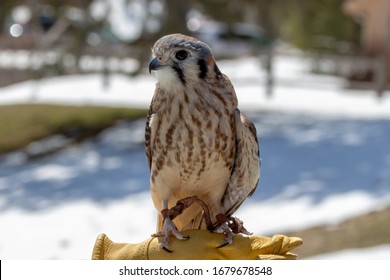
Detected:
left=146, top=33, right=260, bottom=252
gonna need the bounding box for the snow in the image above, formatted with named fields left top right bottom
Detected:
left=310, top=245, right=390, bottom=260
left=2, top=56, right=390, bottom=118
left=0, top=55, right=390, bottom=259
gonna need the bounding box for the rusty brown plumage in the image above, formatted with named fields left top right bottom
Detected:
left=146, top=34, right=260, bottom=250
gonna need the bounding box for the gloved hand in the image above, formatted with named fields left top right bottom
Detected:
left=92, top=229, right=303, bottom=260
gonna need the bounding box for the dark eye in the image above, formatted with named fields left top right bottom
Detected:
left=175, top=50, right=188, bottom=60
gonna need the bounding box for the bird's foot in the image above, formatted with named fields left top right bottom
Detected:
left=214, top=222, right=233, bottom=248
left=213, top=214, right=252, bottom=248
left=153, top=196, right=213, bottom=252
left=213, top=214, right=233, bottom=248
left=152, top=209, right=190, bottom=253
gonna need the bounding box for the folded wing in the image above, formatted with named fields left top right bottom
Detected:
left=222, top=109, right=260, bottom=217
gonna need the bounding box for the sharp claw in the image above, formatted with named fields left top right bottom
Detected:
left=154, top=215, right=191, bottom=252
left=216, top=241, right=230, bottom=249
left=214, top=217, right=234, bottom=248
left=158, top=234, right=189, bottom=253
left=161, top=245, right=173, bottom=253
left=216, top=233, right=233, bottom=248
left=160, top=233, right=174, bottom=253
left=168, top=220, right=189, bottom=240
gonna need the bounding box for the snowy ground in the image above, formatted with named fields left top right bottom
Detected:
left=0, top=55, right=390, bottom=259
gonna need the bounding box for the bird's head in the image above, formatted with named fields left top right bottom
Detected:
left=149, top=34, right=220, bottom=87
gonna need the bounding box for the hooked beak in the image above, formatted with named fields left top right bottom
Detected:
left=149, top=57, right=166, bottom=74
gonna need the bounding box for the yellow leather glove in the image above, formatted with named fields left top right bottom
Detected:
left=92, top=229, right=303, bottom=260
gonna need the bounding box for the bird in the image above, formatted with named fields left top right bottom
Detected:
left=146, top=33, right=260, bottom=252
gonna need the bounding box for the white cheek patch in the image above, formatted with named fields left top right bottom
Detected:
left=155, top=67, right=183, bottom=91
left=155, top=67, right=176, bottom=82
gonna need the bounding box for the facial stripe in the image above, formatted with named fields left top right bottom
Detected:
left=172, top=64, right=186, bottom=85
left=198, top=59, right=208, bottom=79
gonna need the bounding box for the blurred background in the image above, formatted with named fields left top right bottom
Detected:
left=0, top=0, right=390, bottom=260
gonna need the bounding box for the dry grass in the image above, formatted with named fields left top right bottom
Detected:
left=285, top=206, right=390, bottom=259
left=0, top=104, right=147, bottom=154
